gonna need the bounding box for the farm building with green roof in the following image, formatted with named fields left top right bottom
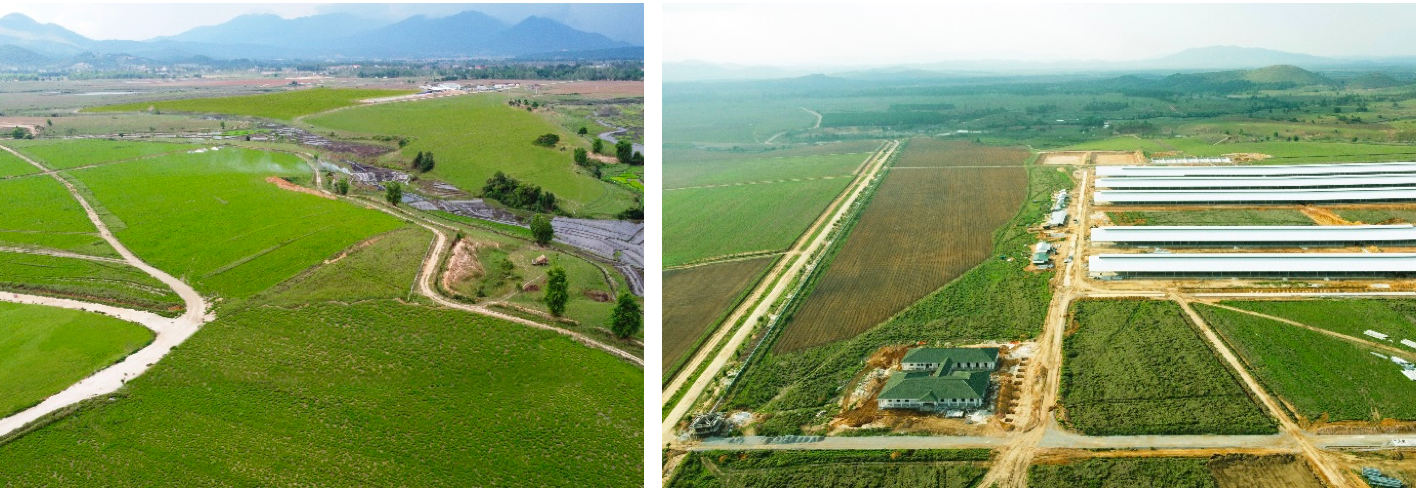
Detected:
left=880, top=347, right=999, bottom=411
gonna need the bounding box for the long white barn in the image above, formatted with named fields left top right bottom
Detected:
left=1097, top=162, right=1416, bottom=178
left=1095, top=174, right=1416, bottom=190
left=1089, top=253, right=1416, bottom=278
left=1095, top=187, right=1416, bottom=205
left=1092, top=225, right=1416, bottom=247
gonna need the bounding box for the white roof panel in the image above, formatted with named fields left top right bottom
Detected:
left=1097, top=162, right=1416, bottom=178
left=1096, top=174, right=1416, bottom=189
left=1092, top=225, right=1416, bottom=243
left=1095, top=187, right=1416, bottom=204
left=1089, top=253, right=1416, bottom=273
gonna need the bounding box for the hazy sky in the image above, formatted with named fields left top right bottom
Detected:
left=665, top=3, right=1416, bottom=67
left=5, top=3, right=643, bottom=44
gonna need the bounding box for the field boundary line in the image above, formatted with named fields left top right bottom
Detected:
left=1205, top=301, right=1414, bottom=358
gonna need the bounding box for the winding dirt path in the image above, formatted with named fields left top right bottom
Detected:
left=0, top=144, right=209, bottom=438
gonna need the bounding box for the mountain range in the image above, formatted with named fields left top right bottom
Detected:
left=0, top=10, right=641, bottom=66
left=666, top=46, right=1416, bottom=82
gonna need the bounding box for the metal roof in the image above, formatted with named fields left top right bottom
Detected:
left=1095, top=187, right=1416, bottom=204
left=1089, top=253, right=1416, bottom=273
left=1092, top=225, right=1416, bottom=243
left=1097, top=162, right=1416, bottom=178
left=1095, top=174, right=1416, bottom=190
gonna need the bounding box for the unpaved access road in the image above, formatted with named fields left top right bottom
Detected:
left=660, top=140, right=899, bottom=442
left=0, top=144, right=210, bottom=438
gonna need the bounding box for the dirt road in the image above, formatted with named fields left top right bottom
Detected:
left=660, top=140, right=899, bottom=442
left=0, top=144, right=210, bottom=438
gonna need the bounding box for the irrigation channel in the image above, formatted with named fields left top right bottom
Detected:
left=595, top=117, right=645, bottom=156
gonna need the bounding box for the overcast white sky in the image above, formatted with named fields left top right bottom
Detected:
left=4, top=2, right=643, bottom=44
left=665, top=3, right=1416, bottom=67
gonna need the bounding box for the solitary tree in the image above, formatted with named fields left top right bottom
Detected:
left=334, top=177, right=350, bottom=195
left=577, top=126, right=588, bottom=136
left=573, top=147, right=589, bottom=166
left=385, top=182, right=402, bottom=206
left=533, top=133, right=560, bottom=147
left=615, top=140, right=633, bottom=163
left=609, top=291, right=642, bottom=338
left=592, top=138, right=604, bottom=154
left=544, top=265, right=568, bottom=317
left=530, top=213, right=554, bottom=245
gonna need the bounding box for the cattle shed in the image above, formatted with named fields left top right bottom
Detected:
left=1094, top=187, right=1416, bottom=205
left=1095, top=174, right=1416, bottom=190
left=1089, top=253, right=1416, bottom=279
left=1092, top=225, right=1416, bottom=248
left=1096, top=162, right=1416, bottom=178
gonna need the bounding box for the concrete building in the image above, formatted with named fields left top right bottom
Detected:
left=879, top=348, right=998, bottom=411
left=1089, top=253, right=1416, bottom=279
left=1092, top=225, right=1416, bottom=248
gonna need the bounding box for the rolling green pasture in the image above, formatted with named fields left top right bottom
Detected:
left=0, top=150, right=35, bottom=178
left=0, top=301, right=641, bottom=487
left=1220, top=300, right=1416, bottom=354
left=1060, top=136, right=1175, bottom=152
left=67, top=147, right=403, bottom=299
left=47, top=113, right=226, bottom=136
left=663, top=97, right=820, bottom=145
left=306, top=95, right=633, bottom=217
left=501, top=248, right=632, bottom=339
left=1029, top=458, right=1216, bottom=488
left=84, top=87, right=414, bottom=120
left=670, top=449, right=991, bottom=488
left=1060, top=300, right=1275, bottom=435
left=1196, top=304, right=1416, bottom=422
left=248, top=226, right=430, bottom=307
left=10, top=139, right=203, bottom=169
left=0, top=251, right=182, bottom=315
left=664, top=141, right=879, bottom=188
left=1107, top=209, right=1313, bottom=226
left=0, top=302, right=152, bottom=418
left=664, top=177, right=849, bottom=266
left=0, top=176, right=113, bottom=256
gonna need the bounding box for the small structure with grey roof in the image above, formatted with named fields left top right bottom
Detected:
left=880, top=347, right=999, bottom=411
left=1088, top=253, right=1416, bottom=279
left=1045, top=209, right=1068, bottom=228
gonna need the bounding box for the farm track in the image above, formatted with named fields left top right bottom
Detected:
left=0, top=144, right=209, bottom=438
left=660, top=140, right=899, bottom=441
left=0, top=245, right=125, bottom=264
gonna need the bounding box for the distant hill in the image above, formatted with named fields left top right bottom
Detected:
left=0, top=11, right=642, bottom=63
left=0, top=43, right=49, bottom=66
left=1234, top=65, right=1333, bottom=85
left=1143, top=46, right=1331, bottom=70
left=1346, top=72, right=1406, bottom=89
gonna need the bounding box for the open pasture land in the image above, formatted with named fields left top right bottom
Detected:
left=664, top=177, right=850, bottom=267
left=83, top=87, right=416, bottom=121
left=1029, top=453, right=1320, bottom=488
left=662, top=257, right=776, bottom=373
left=669, top=449, right=991, bottom=488
left=0, top=175, right=114, bottom=257
left=0, top=302, right=152, bottom=418
left=0, top=251, right=182, bottom=315
left=67, top=147, right=403, bottom=299
left=663, top=141, right=881, bottom=189
left=1060, top=299, right=1275, bottom=435
left=498, top=248, right=639, bottom=341
left=894, top=138, right=1030, bottom=167
left=663, top=95, right=820, bottom=146
left=1220, top=300, right=1416, bottom=354
left=1196, top=304, right=1416, bottom=423
left=726, top=165, right=1069, bottom=434
left=1335, top=208, right=1416, bottom=225
left=1105, top=209, right=1314, bottom=226
left=249, top=226, right=430, bottom=307
left=775, top=144, right=1028, bottom=353
left=10, top=139, right=203, bottom=169
left=306, top=94, right=633, bottom=217
left=0, top=300, right=642, bottom=487
left=0, top=150, right=35, bottom=178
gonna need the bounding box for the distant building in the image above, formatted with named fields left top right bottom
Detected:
left=879, top=348, right=999, bottom=411
left=1032, top=241, right=1054, bottom=267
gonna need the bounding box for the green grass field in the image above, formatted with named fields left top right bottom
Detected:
left=1335, top=208, right=1416, bottom=224
left=663, top=143, right=877, bottom=189
left=0, top=149, right=35, bottom=177
left=247, top=226, right=430, bottom=307
left=1029, top=458, right=1216, bottom=488
left=9, top=139, right=203, bottom=169
left=1107, top=209, right=1313, bottom=226
left=66, top=147, right=403, bottom=299
left=306, top=94, right=635, bottom=217
left=663, top=257, right=775, bottom=374
left=670, top=449, right=991, bottom=488
left=664, top=178, right=849, bottom=266
left=1060, top=300, right=1275, bottom=435
left=1059, top=136, right=1174, bottom=152
left=1196, top=304, right=1416, bottom=422
left=0, top=302, right=153, bottom=418
left=0, top=251, right=182, bottom=315
left=1220, top=300, right=1416, bottom=354
left=84, top=87, right=415, bottom=120
left=0, top=175, right=114, bottom=256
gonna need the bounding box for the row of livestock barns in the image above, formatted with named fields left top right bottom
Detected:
left=1089, top=161, right=1416, bottom=279
left=1095, top=161, right=1416, bottom=205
